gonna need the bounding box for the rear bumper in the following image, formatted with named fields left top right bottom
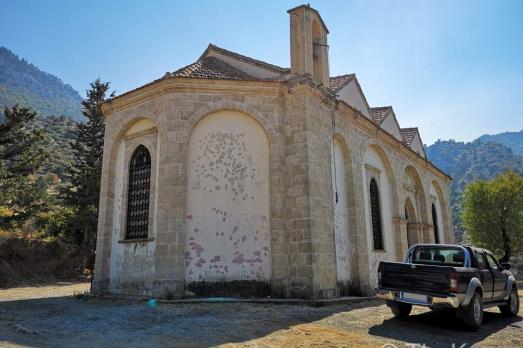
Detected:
left=375, top=287, right=461, bottom=308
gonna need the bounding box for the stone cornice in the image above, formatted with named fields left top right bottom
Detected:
left=101, top=78, right=282, bottom=116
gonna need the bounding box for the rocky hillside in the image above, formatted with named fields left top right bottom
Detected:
left=478, top=130, right=523, bottom=157
left=0, top=47, right=82, bottom=121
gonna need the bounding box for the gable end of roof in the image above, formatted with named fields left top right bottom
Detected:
left=370, top=106, right=393, bottom=125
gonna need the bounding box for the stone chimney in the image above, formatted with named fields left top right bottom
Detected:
left=288, top=4, right=330, bottom=86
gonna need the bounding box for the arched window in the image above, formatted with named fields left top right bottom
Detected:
left=370, top=178, right=383, bottom=250
left=432, top=204, right=440, bottom=244
left=125, top=145, right=151, bottom=240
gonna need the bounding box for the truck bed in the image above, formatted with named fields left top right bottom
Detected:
left=379, top=261, right=467, bottom=295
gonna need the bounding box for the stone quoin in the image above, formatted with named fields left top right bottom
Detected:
left=92, top=4, right=453, bottom=299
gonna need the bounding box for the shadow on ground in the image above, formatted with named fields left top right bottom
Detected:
left=0, top=296, right=380, bottom=347
left=369, top=308, right=522, bottom=347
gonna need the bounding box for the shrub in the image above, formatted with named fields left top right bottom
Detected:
left=38, top=206, right=76, bottom=241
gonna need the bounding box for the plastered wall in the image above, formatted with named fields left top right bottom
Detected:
left=185, top=111, right=271, bottom=284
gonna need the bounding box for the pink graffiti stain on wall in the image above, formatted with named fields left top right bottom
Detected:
left=195, top=258, right=206, bottom=268
left=189, top=241, right=204, bottom=257
left=232, top=253, right=246, bottom=264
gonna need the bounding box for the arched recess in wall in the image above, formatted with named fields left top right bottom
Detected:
left=430, top=181, right=448, bottom=243
left=404, top=197, right=417, bottom=248
left=362, top=143, right=397, bottom=288
left=403, top=166, right=429, bottom=225
left=331, top=135, right=353, bottom=291
left=108, top=116, right=158, bottom=294
left=117, top=118, right=158, bottom=239
left=185, top=110, right=271, bottom=294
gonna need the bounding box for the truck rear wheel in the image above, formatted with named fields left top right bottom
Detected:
left=457, top=291, right=483, bottom=330
left=388, top=300, right=412, bottom=318
left=499, top=287, right=520, bottom=317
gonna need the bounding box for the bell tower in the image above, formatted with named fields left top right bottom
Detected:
left=288, top=4, right=330, bottom=86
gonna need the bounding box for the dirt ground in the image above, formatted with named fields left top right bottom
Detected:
left=0, top=283, right=521, bottom=348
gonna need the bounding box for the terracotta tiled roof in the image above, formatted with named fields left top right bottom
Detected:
left=400, top=127, right=418, bottom=146
left=329, top=74, right=355, bottom=92
left=171, top=56, right=259, bottom=80
left=370, top=106, right=392, bottom=125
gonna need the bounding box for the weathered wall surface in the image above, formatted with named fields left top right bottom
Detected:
left=185, top=111, right=271, bottom=291
left=331, top=137, right=351, bottom=286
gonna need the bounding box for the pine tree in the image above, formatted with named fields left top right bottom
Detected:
left=0, top=105, right=45, bottom=227
left=64, top=79, right=113, bottom=248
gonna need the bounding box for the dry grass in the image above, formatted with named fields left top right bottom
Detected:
left=0, top=236, right=91, bottom=287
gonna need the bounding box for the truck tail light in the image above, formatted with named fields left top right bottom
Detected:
left=449, top=271, right=458, bottom=292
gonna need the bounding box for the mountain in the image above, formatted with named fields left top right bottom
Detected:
left=427, top=138, right=523, bottom=242
left=477, top=130, right=523, bottom=157
left=0, top=47, right=83, bottom=121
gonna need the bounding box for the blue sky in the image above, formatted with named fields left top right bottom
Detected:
left=1, top=0, right=522, bottom=145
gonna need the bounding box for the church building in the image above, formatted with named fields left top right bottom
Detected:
left=93, top=4, right=453, bottom=299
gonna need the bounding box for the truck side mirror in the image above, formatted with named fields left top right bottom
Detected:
left=500, top=263, right=511, bottom=271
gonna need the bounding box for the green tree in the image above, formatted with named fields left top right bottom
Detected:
left=63, top=79, right=113, bottom=249
left=462, top=171, right=523, bottom=262
left=0, top=104, right=46, bottom=227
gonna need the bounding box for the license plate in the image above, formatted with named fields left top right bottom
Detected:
left=400, top=292, right=428, bottom=303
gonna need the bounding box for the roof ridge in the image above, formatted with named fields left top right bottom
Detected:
left=171, top=55, right=258, bottom=80
left=204, top=44, right=289, bottom=73
left=331, top=73, right=354, bottom=78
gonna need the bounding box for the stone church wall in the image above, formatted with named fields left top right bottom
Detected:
left=93, top=80, right=453, bottom=299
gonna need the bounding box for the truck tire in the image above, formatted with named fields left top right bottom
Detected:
left=388, top=300, right=412, bottom=318
left=457, top=291, right=483, bottom=330
left=499, top=287, right=520, bottom=317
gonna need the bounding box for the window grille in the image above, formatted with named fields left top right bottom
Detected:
left=432, top=204, right=440, bottom=244
left=125, top=145, right=151, bottom=240
left=370, top=178, right=383, bottom=250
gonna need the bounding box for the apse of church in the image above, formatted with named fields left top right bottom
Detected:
left=93, top=4, right=453, bottom=299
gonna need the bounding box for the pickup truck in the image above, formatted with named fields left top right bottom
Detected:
left=376, top=244, right=519, bottom=329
